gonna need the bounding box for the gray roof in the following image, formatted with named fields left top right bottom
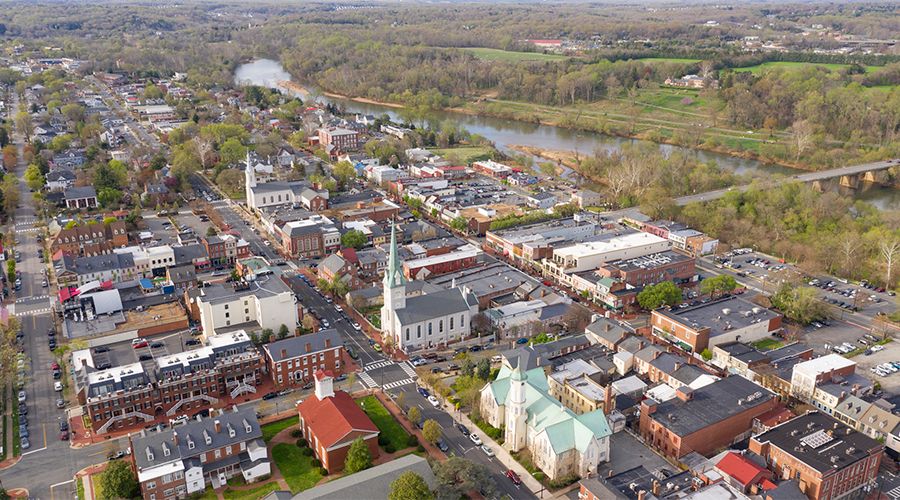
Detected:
left=47, top=169, right=76, bottom=182
left=585, top=318, right=628, bottom=345
left=319, top=254, right=346, bottom=276
left=646, top=376, right=775, bottom=437
left=64, top=186, right=97, bottom=200
left=290, top=454, right=436, bottom=500
left=264, top=330, right=343, bottom=362
left=671, top=364, right=708, bottom=385
left=199, top=276, right=292, bottom=305
left=635, top=345, right=664, bottom=363
left=167, top=264, right=196, bottom=283
left=73, top=252, right=134, bottom=275
left=131, top=407, right=262, bottom=471
left=173, top=244, right=208, bottom=265
left=394, top=288, right=476, bottom=326
left=617, top=336, right=646, bottom=353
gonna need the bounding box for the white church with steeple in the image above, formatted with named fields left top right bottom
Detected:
left=380, top=223, right=478, bottom=353
left=479, top=361, right=612, bottom=481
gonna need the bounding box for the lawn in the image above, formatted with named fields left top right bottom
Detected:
left=261, top=415, right=299, bottom=443
left=194, top=487, right=218, bottom=500
left=635, top=57, right=701, bottom=64
left=272, top=443, right=325, bottom=493
left=732, top=61, right=881, bottom=74
left=428, top=146, right=493, bottom=164
left=461, top=47, right=569, bottom=62
left=223, top=482, right=281, bottom=500
left=356, top=395, right=410, bottom=451
left=751, top=337, right=784, bottom=351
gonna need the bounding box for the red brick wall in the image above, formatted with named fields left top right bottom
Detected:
left=270, top=347, right=344, bottom=389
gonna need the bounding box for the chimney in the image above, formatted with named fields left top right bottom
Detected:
left=214, top=420, right=221, bottom=433
left=325, top=338, right=332, bottom=348
left=314, top=369, right=334, bottom=400
left=674, top=362, right=682, bottom=372
left=306, top=342, right=312, bottom=353
left=173, top=431, right=179, bottom=445
left=604, top=384, right=615, bottom=412
left=281, top=349, right=287, bottom=359
left=604, top=323, right=612, bottom=332
left=676, top=386, right=694, bottom=402
left=652, top=480, right=660, bottom=496
left=638, top=490, right=647, bottom=500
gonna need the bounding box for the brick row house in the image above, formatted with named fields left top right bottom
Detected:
left=51, top=220, right=128, bottom=256
left=263, top=330, right=345, bottom=389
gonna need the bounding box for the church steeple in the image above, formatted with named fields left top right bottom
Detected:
left=383, top=221, right=406, bottom=289
left=245, top=150, right=256, bottom=188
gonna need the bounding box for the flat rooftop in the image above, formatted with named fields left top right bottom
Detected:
left=602, top=250, right=693, bottom=273
left=656, top=295, right=781, bottom=338
left=554, top=231, right=668, bottom=260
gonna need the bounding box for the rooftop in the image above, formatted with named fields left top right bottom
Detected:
left=752, top=411, right=882, bottom=474
left=264, top=330, right=343, bottom=362
left=290, top=454, right=437, bottom=500
left=655, top=295, right=781, bottom=338
left=601, top=250, right=693, bottom=273
left=197, top=276, right=292, bottom=305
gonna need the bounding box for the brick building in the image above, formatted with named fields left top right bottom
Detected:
left=401, top=246, right=479, bottom=280
left=749, top=412, right=883, bottom=500
left=129, top=407, right=270, bottom=499
left=317, top=127, right=360, bottom=151
left=639, top=376, right=780, bottom=461
left=75, top=331, right=265, bottom=434
left=263, top=330, right=344, bottom=389
left=64, top=186, right=98, bottom=209
left=202, top=235, right=248, bottom=267
left=51, top=220, right=128, bottom=256
left=297, top=371, right=380, bottom=474
left=596, top=251, right=697, bottom=288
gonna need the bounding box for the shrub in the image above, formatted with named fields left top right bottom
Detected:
left=532, top=472, right=546, bottom=481
left=290, top=429, right=303, bottom=439
left=384, top=443, right=396, bottom=454
left=319, top=467, right=328, bottom=476
left=296, top=439, right=307, bottom=448
left=301, top=447, right=314, bottom=456
left=311, top=459, right=321, bottom=468
left=417, top=445, right=425, bottom=453
left=378, top=435, right=388, bottom=446
left=548, top=474, right=579, bottom=489
left=406, top=435, right=419, bottom=448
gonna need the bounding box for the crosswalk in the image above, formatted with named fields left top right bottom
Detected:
left=886, top=485, right=900, bottom=500
left=365, top=360, right=393, bottom=371
left=15, top=295, right=49, bottom=303
left=382, top=378, right=415, bottom=391
left=13, top=307, right=51, bottom=316
left=399, top=361, right=417, bottom=378
left=15, top=227, right=38, bottom=234
left=358, top=371, right=377, bottom=388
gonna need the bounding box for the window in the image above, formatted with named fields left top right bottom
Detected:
left=147, top=482, right=156, bottom=490
left=428, top=323, right=432, bottom=336
left=439, top=320, right=443, bottom=333
left=214, top=449, right=221, bottom=459
left=226, top=445, right=232, bottom=456
left=450, top=317, right=454, bottom=329
left=405, top=329, right=410, bottom=342
left=417, top=325, right=421, bottom=338
left=461, top=315, right=465, bottom=327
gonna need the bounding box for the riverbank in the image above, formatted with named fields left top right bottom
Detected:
left=277, top=80, right=404, bottom=109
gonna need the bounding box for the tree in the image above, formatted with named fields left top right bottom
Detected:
left=407, top=406, right=421, bottom=426
left=96, top=459, right=139, bottom=500
left=791, top=119, right=816, bottom=161
left=771, top=283, right=827, bottom=325
left=1, top=145, right=16, bottom=170
left=278, top=324, right=290, bottom=339
left=422, top=419, right=442, bottom=444
left=880, top=239, right=900, bottom=288
left=637, top=281, right=682, bottom=310
left=434, top=457, right=496, bottom=500
left=389, top=471, right=433, bottom=500
left=24, top=164, right=45, bottom=191
left=143, top=83, right=164, bottom=100
left=206, top=226, right=218, bottom=237
left=341, top=229, right=367, bottom=249
left=215, top=169, right=244, bottom=198
left=699, top=274, right=737, bottom=298
left=218, top=138, right=247, bottom=166
left=94, top=160, right=128, bottom=191
left=476, top=358, right=491, bottom=380
left=343, top=437, right=373, bottom=474
left=332, top=160, right=357, bottom=188
left=97, top=188, right=123, bottom=208
left=450, top=216, right=468, bottom=233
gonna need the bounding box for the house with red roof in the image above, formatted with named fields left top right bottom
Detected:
left=714, top=451, right=775, bottom=495
left=297, top=370, right=380, bottom=473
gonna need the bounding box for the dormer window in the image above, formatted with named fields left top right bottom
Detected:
left=162, top=442, right=171, bottom=457
left=227, top=423, right=236, bottom=438
left=187, top=438, right=195, bottom=450
left=203, top=430, right=212, bottom=445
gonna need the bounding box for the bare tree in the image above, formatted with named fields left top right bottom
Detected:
left=839, top=235, right=862, bottom=277
left=193, top=137, right=215, bottom=170
left=791, top=120, right=815, bottom=161
left=880, top=239, right=900, bottom=288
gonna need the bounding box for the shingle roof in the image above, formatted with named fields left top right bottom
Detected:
left=296, top=391, right=378, bottom=449
left=290, top=454, right=436, bottom=500
left=64, top=186, right=97, bottom=200
left=394, top=288, right=476, bottom=325
left=264, top=330, right=343, bottom=362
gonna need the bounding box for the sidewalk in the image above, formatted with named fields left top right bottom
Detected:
left=371, top=390, right=446, bottom=462
left=454, top=408, right=544, bottom=496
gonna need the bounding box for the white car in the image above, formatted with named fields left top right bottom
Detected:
left=17, top=391, right=26, bottom=403
left=352, top=322, right=362, bottom=331
left=54, top=381, right=63, bottom=392
left=481, top=445, right=494, bottom=457
left=427, top=395, right=440, bottom=407
left=872, top=345, right=885, bottom=353
left=469, top=433, right=482, bottom=446
left=334, top=305, right=343, bottom=313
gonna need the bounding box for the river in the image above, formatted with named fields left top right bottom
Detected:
left=235, top=59, right=900, bottom=210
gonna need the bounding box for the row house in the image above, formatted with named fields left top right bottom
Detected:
left=263, top=330, right=345, bottom=389
left=51, top=220, right=128, bottom=257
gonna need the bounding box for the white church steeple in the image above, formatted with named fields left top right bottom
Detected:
left=381, top=221, right=406, bottom=346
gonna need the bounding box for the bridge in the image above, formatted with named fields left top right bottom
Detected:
left=675, top=159, right=899, bottom=206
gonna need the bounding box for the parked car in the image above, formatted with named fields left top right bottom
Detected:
left=469, top=433, right=482, bottom=446
left=54, top=381, right=63, bottom=391
left=456, top=423, right=469, bottom=436
left=262, top=392, right=278, bottom=400
left=437, top=439, right=449, bottom=452
left=427, top=395, right=440, bottom=407
left=506, top=470, right=521, bottom=485
left=481, top=445, right=494, bottom=457
left=56, top=399, right=66, bottom=409
left=132, top=338, right=149, bottom=349
left=418, top=387, right=430, bottom=398
left=17, top=390, right=26, bottom=403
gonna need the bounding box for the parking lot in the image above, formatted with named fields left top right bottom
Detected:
left=173, top=210, right=214, bottom=238
left=89, top=329, right=202, bottom=370
left=714, top=249, right=896, bottom=319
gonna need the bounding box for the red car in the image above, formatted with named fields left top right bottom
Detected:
left=506, top=470, right=521, bottom=486
left=132, top=338, right=148, bottom=349
left=50, top=362, right=60, bottom=370
left=59, top=430, right=69, bottom=441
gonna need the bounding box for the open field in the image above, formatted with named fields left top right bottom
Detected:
left=272, top=443, right=326, bottom=493
left=732, top=61, right=882, bottom=74
left=356, top=395, right=410, bottom=451
left=461, top=47, right=570, bottom=62
left=261, top=415, right=298, bottom=443
left=428, top=146, right=493, bottom=163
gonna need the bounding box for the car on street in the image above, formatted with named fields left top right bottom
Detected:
left=481, top=445, right=494, bottom=457
left=418, top=387, right=430, bottom=398
left=17, top=390, right=26, bottom=403
left=437, top=439, right=449, bottom=452
left=262, top=392, right=278, bottom=400
left=107, top=450, right=126, bottom=460
left=372, top=343, right=382, bottom=352
left=20, top=437, right=30, bottom=450
left=132, top=338, right=149, bottom=349
left=427, top=395, right=440, bottom=407
left=469, top=433, right=482, bottom=446
left=56, top=399, right=66, bottom=408
left=60, top=430, right=69, bottom=441
left=54, top=381, right=63, bottom=391
left=456, top=423, right=469, bottom=436
left=516, top=338, right=528, bottom=345
left=506, top=470, right=521, bottom=485
left=60, top=421, right=69, bottom=432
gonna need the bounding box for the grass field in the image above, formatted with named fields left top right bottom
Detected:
left=194, top=487, right=218, bottom=500
left=428, top=146, right=493, bottom=164
left=462, top=47, right=569, bottom=62
left=732, top=61, right=881, bottom=74
left=223, top=482, right=281, bottom=500
left=272, top=443, right=325, bottom=493
left=636, top=57, right=701, bottom=64
left=356, top=395, right=410, bottom=451
left=751, top=338, right=784, bottom=351
left=261, top=415, right=299, bottom=443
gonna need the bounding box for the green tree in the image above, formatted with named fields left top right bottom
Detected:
left=96, top=459, right=140, bottom=500
left=332, top=160, right=357, bottom=188
left=422, top=419, right=442, bottom=444
left=94, top=160, right=128, bottom=191
left=700, top=348, right=713, bottom=361
left=636, top=281, right=682, bottom=310
left=476, top=358, right=490, bottom=380
left=218, top=137, right=247, bottom=166
left=450, top=216, right=468, bottom=232
left=278, top=324, right=290, bottom=339
left=699, top=274, right=738, bottom=298
left=389, top=471, right=433, bottom=500
left=407, top=406, right=421, bottom=426
left=343, top=437, right=373, bottom=474
left=97, top=188, right=123, bottom=208
left=206, top=226, right=217, bottom=237
left=289, top=131, right=307, bottom=149
left=215, top=169, right=244, bottom=198
left=434, top=457, right=496, bottom=500
left=341, top=230, right=367, bottom=249
left=24, top=164, right=45, bottom=191
left=143, top=83, right=164, bottom=100
left=65, top=220, right=79, bottom=229
left=771, top=283, right=828, bottom=325
left=7, top=259, right=15, bottom=284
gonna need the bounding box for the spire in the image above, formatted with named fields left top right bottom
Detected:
left=511, top=358, right=527, bottom=382
left=384, top=221, right=406, bottom=289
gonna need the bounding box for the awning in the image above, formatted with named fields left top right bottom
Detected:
left=139, top=278, right=154, bottom=290
left=59, top=286, right=80, bottom=302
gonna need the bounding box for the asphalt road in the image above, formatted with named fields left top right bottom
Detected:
left=391, top=385, right=536, bottom=500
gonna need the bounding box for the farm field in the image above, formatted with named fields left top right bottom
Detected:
left=732, top=61, right=882, bottom=74
left=461, top=47, right=570, bottom=62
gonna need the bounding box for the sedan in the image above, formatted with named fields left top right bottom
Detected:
left=506, top=470, right=521, bottom=486
left=427, top=395, right=440, bottom=407
left=418, top=387, right=430, bottom=398
left=56, top=399, right=66, bottom=409
left=131, top=338, right=149, bottom=349
left=262, top=392, right=278, bottom=400
left=469, top=433, right=482, bottom=446
left=20, top=437, right=30, bottom=450
left=150, top=342, right=164, bottom=349
left=437, top=439, right=449, bottom=452
left=481, top=445, right=494, bottom=457
left=17, top=391, right=26, bottom=403
left=456, top=423, right=469, bottom=436
left=59, top=431, right=69, bottom=441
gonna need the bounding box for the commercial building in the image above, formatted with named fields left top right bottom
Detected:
left=51, top=220, right=128, bottom=256
left=596, top=251, right=697, bottom=288
left=263, top=330, right=344, bottom=389
left=130, top=407, right=269, bottom=499
left=75, top=331, right=265, bottom=434
left=640, top=220, right=718, bottom=256
left=472, top=159, right=513, bottom=178
left=650, top=296, right=783, bottom=354
left=543, top=231, right=671, bottom=285
left=789, top=355, right=873, bottom=415
left=317, top=127, right=360, bottom=151
left=297, top=371, right=380, bottom=474
left=639, top=376, right=779, bottom=461
left=276, top=215, right=340, bottom=259
left=485, top=217, right=602, bottom=267
left=749, top=412, right=883, bottom=500
left=188, top=277, right=298, bottom=336
left=202, top=234, right=250, bottom=267
left=401, top=245, right=480, bottom=280
left=547, top=359, right=613, bottom=415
